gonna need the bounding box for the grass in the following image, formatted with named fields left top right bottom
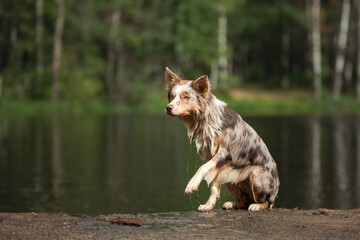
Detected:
left=222, top=89, right=360, bottom=115
left=1, top=89, right=360, bottom=116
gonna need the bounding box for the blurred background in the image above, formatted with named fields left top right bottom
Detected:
left=0, top=0, right=360, bottom=109
left=0, top=0, right=360, bottom=215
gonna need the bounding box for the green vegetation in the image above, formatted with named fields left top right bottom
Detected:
left=1, top=0, right=360, bottom=114
left=1, top=90, right=359, bottom=116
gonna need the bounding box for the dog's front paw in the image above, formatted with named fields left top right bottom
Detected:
left=248, top=204, right=261, bottom=211
left=197, top=204, right=214, bottom=212
left=185, top=181, right=199, bottom=194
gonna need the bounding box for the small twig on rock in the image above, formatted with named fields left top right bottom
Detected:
left=109, top=219, right=142, bottom=227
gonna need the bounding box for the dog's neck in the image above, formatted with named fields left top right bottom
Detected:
left=180, top=94, right=226, bottom=154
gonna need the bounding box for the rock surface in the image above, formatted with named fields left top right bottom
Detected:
left=0, top=209, right=359, bottom=239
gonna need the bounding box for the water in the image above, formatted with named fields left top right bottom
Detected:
left=0, top=114, right=359, bottom=215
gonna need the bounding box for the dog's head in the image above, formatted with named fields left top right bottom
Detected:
left=165, top=67, right=210, bottom=117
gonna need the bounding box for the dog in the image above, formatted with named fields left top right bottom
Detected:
left=165, top=67, right=280, bottom=212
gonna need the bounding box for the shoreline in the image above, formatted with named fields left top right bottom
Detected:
left=1, top=93, right=360, bottom=117
left=1, top=208, right=359, bottom=239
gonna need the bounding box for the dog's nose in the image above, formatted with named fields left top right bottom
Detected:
left=166, top=104, right=173, bottom=113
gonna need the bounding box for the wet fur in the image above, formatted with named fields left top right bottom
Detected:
left=165, top=68, right=280, bottom=211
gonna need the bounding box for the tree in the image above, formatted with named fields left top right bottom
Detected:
left=36, top=0, right=44, bottom=86
left=281, top=0, right=290, bottom=90
left=105, top=3, right=121, bottom=100
left=357, top=0, right=360, bottom=103
left=175, top=0, right=218, bottom=79
left=333, top=0, right=351, bottom=99
left=217, top=4, right=228, bottom=90
left=1, top=0, right=360, bottom=102
left=312, top=0, right=322, bottom=100
left=52, top=0, right=66, bottom=101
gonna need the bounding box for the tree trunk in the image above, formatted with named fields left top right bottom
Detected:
left=281, top=0, right=290, bottom=89
left=218, top=4, right=228, bottom=90
left=312, top=0, right=322, bottom=100
left=344, top=59, right=353, bottom=93
left=51, top=0, right=66, bottom=101
left=333, top=0, right=351, bottom=99
left=36, top=0, right=44, bottom=85
left=115, top=40, right=124, bottom=103
left=357, top=0, right=360, bottom=103
left=305, top=0, right=312, bottom=47
left=9, top=20, right=18, bottom=66
left=281, top=30, right=290, bottom=89
left=174, top=38, right=184, bottom=76
left=305, top=0, right=314, bottom=76
left=0, top=75, right=3, bottom=99
left=211, top=60, right=219, bottom=89
left=106, top=7, right=120, bottom=97
left=174, top=2, right=185, bottom=77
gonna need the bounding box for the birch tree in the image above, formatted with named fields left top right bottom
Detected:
left=175, top=3, right=185, bottom=77
left=51, top=0, right=66, bottom=101
left=312, top=0, right=322, bottom=100
left=217, top=4, right=228, bottom=90
left=36, top=0, right=44, bottom=85
left=333, top=0, right=351, bottom=99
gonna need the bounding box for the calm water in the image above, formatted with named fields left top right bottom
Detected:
left=0, top=114, right=359, bottom=215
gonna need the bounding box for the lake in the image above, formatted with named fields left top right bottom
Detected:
left=0, top=113, right=359, bottom=215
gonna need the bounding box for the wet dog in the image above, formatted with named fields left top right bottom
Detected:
left=165, top=68, right=279, bottom=212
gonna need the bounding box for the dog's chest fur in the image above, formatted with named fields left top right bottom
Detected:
left=181, top=94, right=279, bottom=186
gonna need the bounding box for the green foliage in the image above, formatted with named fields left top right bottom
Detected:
left=60, top=73, right=102, bottom=103
left=0, top=0, right=359, bottom=105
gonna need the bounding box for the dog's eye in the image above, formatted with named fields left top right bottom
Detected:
left=184, top=96, right=190, bottom=99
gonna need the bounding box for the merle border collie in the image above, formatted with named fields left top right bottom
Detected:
left=165, top=68, right=279, bottom=212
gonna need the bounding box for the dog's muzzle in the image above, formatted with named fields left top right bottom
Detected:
left=166, top=104, right=174, bottom=115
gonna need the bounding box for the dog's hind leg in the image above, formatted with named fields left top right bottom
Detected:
left=248, top=169, right=272, bottom=211
left=197, top=181, right=221, bottom=212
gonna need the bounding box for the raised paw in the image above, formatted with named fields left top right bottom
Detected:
left=185, top=181, right=199, bottom=194
left=223, top=201, right=237, bottom=210
left=197, top=203, right=214, bottom=212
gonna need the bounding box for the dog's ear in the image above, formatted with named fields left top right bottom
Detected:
left=192, top=75, right=209, bottom=97
left=165, top=67, right=181, bottom=86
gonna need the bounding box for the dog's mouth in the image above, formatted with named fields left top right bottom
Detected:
left=166, top=110, right=191, bottom=117
left=166, top=109, right=176, bottom=116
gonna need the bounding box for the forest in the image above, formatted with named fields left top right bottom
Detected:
left=1, top=0, right=360, bottom=109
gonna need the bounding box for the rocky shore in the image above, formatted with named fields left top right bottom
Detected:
left=1, top=209, right=359, bottom=239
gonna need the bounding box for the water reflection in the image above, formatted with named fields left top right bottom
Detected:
left=309, top=116, right=321, bottom=208
left=52, top=116, right=63, bottom=198
left=333, top=117, right=350, bottom=209
left=357, top=116, right=360, bottom=202
left=0, top=114, right=359, bottom=214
